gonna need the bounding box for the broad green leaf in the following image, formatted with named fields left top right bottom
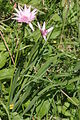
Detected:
left=36, top=100, right=50, bottom=119
left=22, top=100, right=30, bottom=110
left=0, top=42, right=6, bottom=51
left=50, top=30, right=61, bottom=39
left=64, top=110, right=71, bottom=117
left=64, top=102, right=70, bottom=108
left=57, top=106, right=61, bottom=113
left=0, top=52, right=9, bottom=69
left=52, top=13, right=61, bottom=21
left=11, top=112, right=22, bottom=120
left=0, top=68, right=14, bottom=81
left=74, top=61, right=80, bottom=72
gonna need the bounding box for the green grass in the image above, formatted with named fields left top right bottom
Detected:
left=0, top=0, right=80, bottom=120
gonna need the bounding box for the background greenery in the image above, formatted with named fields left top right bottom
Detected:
left=0, top=0, right=80, bottom=120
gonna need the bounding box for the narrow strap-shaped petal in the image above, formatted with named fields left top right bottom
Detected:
left=12, top=17, right=20, bottom=20
left=43, top=35, right=47, bottom=41
left=14, top=8, right=20, bottom=14
left=31, top=9, right=37, bottom=15
left=42, top=22, right=45, bottom=31
left=18, top=4, right=23, bottom=14
left=47, top=27, right=53, bottom=33
left=29, top=23, right=34, bottom=31
left=28, top=5, right=31, bottom=12
left=24, top=4, right=28, bottom=12
left=13, top=13, right=19, bottom=17
left=18, top=4, right=23, bottom=11
left=37, top=22, right=41, bottom=30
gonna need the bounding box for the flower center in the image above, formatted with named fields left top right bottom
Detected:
left=41, top=30, right=48, bottom=36
left=22, top=15, right=28, bottom=20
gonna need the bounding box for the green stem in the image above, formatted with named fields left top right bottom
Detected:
left=8, top=24, right=23, bottom=106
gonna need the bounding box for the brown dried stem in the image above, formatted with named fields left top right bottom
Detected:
left=0, top=31, right=15, bottom=65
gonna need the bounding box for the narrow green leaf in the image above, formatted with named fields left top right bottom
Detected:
left=22, top=96, right=39, bottom=116
left=0, top=100, right=10, bottom=120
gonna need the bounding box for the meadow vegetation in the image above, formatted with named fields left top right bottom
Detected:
left=0, top=0, right=80, bottom=120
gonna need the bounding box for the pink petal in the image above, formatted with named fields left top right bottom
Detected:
left=28, top=5, right=31, bottom=13
left=47, top=27, right=53, bottom=33
left=14, top=8, right=20, bottom=14
left=18, top=4, right=23, bottom=12
left=43, top=35, right=47, bottom=41
left=29, top=23, right=34, bottom=31
left=12, top=17, right=19, bottom=20
left=31, top=9, right=37, bottom=15
left=24, top=4, right=27, bottom=12
left=12, top=4, right=37, bottom=25
left=37, top=22, right=41, bottom=29
left=42, top=22, right=45, bottom=31
left=13, top=13, right=19, bottom=17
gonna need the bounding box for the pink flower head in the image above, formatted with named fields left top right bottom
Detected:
left=37, top=22, right=53, bottom=41
left=12, top=4, right=37, bottom=31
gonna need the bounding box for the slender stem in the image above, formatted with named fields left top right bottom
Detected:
left=42, top=0, right=44, bottom=5
left=77, top=0, right=80, bottom=41
left=0, top=31, right=15, bottom=65
left=60, top=0, right=70, bottom=42
left=61, top=90, right=78, bottom=106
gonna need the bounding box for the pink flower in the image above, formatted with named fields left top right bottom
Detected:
left=37, top=22, right=53, bottom=41
left=12, top=4, right=37, bottom=31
